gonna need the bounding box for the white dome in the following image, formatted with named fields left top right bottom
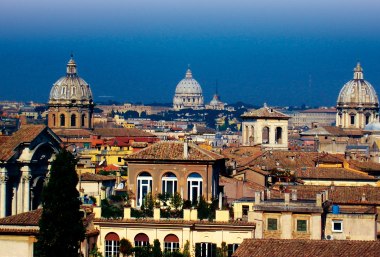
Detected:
left=173, top=68, right=204, bottom=110
left=48, top=57, right=93, bottom=105
left=175, top=69, right=203, bottom=95
left=364, top=121, right=380, bottom=131
left=337, top=63, right=379, bottom=108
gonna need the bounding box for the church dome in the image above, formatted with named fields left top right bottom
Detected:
left=174, top=69, right=203, bottom=95
left=337, top=63, right=379, bottom=107
left=48, top=56, right=93, bottom=105
left=364, top=120, right=380, bottom=131
left=173, top=68, right=204, bottom=110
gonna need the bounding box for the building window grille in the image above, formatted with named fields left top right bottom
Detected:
left=164, top=234, right=180, bottom=252
left=162, top=172, right=178, bottom=196
left=297, top=219, right=307, bottom=232
left=187, top=173, right=203, bottom=203
left=267, top=218, right=278, bottom=230
left=104, top=233, right=120, bottom=257
left=227, top=244, right=239, bottom=257
left=137, top=172, right=152, bottom=207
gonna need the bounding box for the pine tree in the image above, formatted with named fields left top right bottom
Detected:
left=36, top=150, right=85, bottom=257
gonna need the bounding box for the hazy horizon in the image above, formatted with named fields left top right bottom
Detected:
left=1, top=0, right=380, bottom=106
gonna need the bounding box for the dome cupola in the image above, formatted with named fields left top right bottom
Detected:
left=48, top=55, right=93, bottom=105
left=47, top=55, right=94, bottom=130
left=173, top=67, right=204, bottom=110
left=336, top=63, right=379, bottom=129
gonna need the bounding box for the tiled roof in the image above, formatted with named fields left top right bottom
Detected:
left=348, top=159, right=380, bottom=172
left=81, top=172, right=116, bottom=181
left=0, top=125, right=49, bottom=161
left=52, top=128, right=92, bottom=137
left=241, top=107, right=290, bottom=119
left=232, top=239, right=380, bottom=257
left=125, top=141, right=224, bottom=161
left=295, top=167, right=377, bottom=181
left=221, top=146, right=263, bottom=166
left=314, top=153, right=343, bottom=164
left=93, top=128, right=156, bottom=138
left=276, top=185, right=380, bottom=204
left=0, top=208, right=42, bottom=226
left=245, top=151, right=320, bottom=170
left=235, top=166, right=270, bottom=176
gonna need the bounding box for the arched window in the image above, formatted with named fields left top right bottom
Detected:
left=262, top=126, right=270, bottom=144
left=162, top=172, right=178, bottom=196
left=52, top=114, right=56, bottom=127
left=187, top=173, right=203, bottom=203
left=71, top=114, right=76, bottom=127
left=72, top=86, right=76, bottom=96
left=275, top=127, right=283, bottom=144
left=164, top=234, right=179, bottom=252
left=134, top=233, right=149, bottom=247
left=60, top=114, right=65, bottom=127
left=137, top=172, right=152, bottom=207
left=81, top=114, right=86, bottom=127
left=105, top=232, right=120, bottom=257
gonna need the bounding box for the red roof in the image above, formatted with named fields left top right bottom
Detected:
left=233, top=239, right=380, bottom=257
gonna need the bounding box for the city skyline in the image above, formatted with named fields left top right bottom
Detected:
left=1, top=0, right=380, bottom=106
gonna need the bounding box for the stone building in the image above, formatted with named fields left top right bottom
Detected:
left=173, top=68, right=204, bottom=110
left=0, top=125, right=61, bottom=217
left=47, top=55, right=94, bottom=130
left=241, top=105, right=290, bottom=150
left=336, top=63, right=379, bottom=129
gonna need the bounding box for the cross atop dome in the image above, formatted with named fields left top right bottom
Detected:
left=353, top=62, right=363, bottom=80
left=66, top=54, right=77, bottom=76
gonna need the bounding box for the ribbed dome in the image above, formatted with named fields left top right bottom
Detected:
left=174, top=69, right=203, bottom=95
left=173, top=68, right=204, bottom=110
left=210, top=94, right=222, bottom=105
left=337, top=63, right=379, bottom=107
left=48, top=56, right=93, bottom=104
left=364, top=121, right=380, bottom=131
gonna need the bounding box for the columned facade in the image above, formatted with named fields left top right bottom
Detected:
left=0, top=125, right=61, bottom=217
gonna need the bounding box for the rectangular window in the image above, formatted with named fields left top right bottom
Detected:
left=227, top=244, right=239, bottom=257
left=350, top=115, right=355, bottom=125
left=195, top=243, right=217, bottom=257
left=118, top=157, right=122, bottom=162
left=267, top=218, right=278, bottom=231
left=297, top=220, right=307, bottom=232
left=332, top=220, right=343, bottom=232
left=242, top=205, right=249, bottom=216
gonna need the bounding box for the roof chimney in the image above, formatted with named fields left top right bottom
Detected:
left=183, top=141, right=189, bottom=159
left=291, top=189, right=297, bottom=201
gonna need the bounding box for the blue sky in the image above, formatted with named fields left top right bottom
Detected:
left=1, top=0, right=380, bottom=106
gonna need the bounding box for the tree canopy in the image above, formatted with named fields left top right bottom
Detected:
left=36, top=150, right=85, bottom=257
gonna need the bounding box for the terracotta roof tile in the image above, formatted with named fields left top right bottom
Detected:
left=295, top=167, right=377, bottom=181
left=125, top=141, right=224, bottom=161
left=0, top=125, right=48, bottom=161
left=277, top=185, right=380, bottom=204
left=233, top=239, right=380, bottom=257
left=0, top=209, right=42, bottom=226
left=81, top=172, right=116, bottom=181
left=241, top=107, right=290, bottom=119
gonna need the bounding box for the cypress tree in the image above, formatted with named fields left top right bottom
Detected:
left=36, top=150, right=85, bottom=257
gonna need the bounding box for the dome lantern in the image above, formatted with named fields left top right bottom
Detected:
left=353, top=62, right=363, bottom=80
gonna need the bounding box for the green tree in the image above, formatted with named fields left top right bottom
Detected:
left=35, top=150, right=85, bottom=257
left=197, top=196, right=210, bottom=220
left=182, top=240, right=190, bottom=257
left=120, top=238, right=133, bottom=257
left=152, top=239, right=162, bottom=257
